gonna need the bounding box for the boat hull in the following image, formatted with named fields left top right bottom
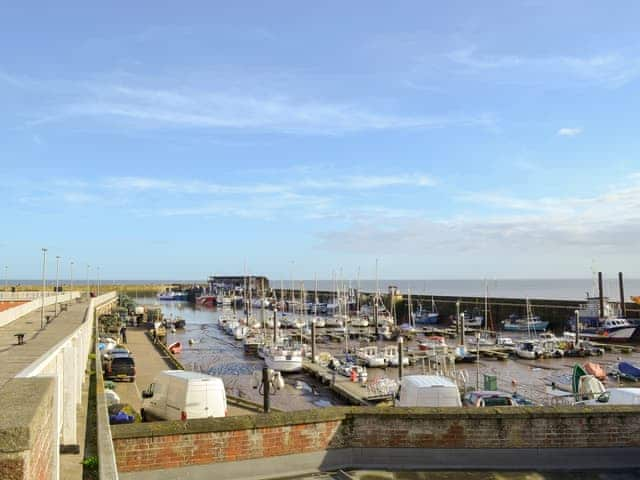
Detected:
left=265, top=357, right=302, bottom=373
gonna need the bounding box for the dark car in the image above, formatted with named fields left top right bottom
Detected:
left=462, top=390, right=516, bottom=407
left=105, top=356, right=136, bottom=382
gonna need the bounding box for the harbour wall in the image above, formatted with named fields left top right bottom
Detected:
left=112, top=406, right=640, bottom=479
left=305, top=292, right=640, bottom=332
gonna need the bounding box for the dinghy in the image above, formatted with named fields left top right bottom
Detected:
left=168, top=341, right=182, bottom=354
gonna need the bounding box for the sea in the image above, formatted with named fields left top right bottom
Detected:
left=15, top=277, right=640, bottom=301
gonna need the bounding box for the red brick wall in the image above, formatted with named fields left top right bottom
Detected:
left=115, top=420, right=343, bottom=472
left=112, top=407, right=640, bottom=473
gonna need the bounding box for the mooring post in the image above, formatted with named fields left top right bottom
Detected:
left=619, top=272, right=626, bottom=317
left=398, top=336, right=404, bottom=380
left=273, top=309, right=277, bottom=344
left=262, top=366, right=270, bottom=413
left=311, top=319, right=317, bottom=363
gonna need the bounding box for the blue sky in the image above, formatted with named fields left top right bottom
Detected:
left=2, top=1, right=640, bottom=280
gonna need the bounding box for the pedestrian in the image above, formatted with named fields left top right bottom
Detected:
left=120, top=324, right=127, bottom=344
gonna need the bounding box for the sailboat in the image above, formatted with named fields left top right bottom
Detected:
left=414, top=296, right=439, bottom=325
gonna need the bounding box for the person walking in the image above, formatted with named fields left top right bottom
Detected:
left=120, top=324, right=127, bottom=344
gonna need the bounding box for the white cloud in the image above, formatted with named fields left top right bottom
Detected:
left=443, top=46, right=640, bottom=88
left=557, top=127, right=582, bottom=137
left=320, top=174, right=640, bottom=257
left=21, top=80, right=494, bottom=135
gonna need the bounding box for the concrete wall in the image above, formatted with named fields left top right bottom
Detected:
left=0, top=378, right=56, bottom=480
left=0, top=292, right=81, bottom=328
left=13, top=291, right=117, bottom=480
left=112, top=406, right=640, bottom=477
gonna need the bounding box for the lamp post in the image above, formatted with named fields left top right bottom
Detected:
left=55, top=256, right=60, bottom=316
left=40, top=248, right=47, bottom=329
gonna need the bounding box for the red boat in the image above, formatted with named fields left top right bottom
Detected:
left=168, top=342, right=182, bottom=354
left=196, top=295, right=217, bottom=306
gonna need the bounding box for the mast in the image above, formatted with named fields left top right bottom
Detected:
left=408, top=287, right=413, bottom=327
left=314, top=273, right=318, bottom=318
left=484, top=279, right=488, bottom=334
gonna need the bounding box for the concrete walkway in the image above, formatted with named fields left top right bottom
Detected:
left=111, top=327, right=256, bottom=416
left=0, top=298, right=89, bottom=388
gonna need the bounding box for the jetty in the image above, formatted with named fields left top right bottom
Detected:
left=302, top=361, right=394, bottom=406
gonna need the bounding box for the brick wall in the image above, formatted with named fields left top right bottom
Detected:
left=0, top=378, right=55, bottom=480
left=112, top=406, right=640, bottom=473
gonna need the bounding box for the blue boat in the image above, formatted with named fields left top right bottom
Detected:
left=618, top=362, right=640, bottom=381
left=502, top=314, right=548, bottom=332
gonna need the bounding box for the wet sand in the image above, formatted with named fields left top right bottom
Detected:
left=144, top=299, right=640, bottom=409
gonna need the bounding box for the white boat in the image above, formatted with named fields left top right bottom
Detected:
left=467, top=333, right=495, bottom=347
left=378, top=324, right=394, bottom=340
left=350, top=316, right=370, bottom=328
left=383, top=345, right=409, bottom=367
left=234, top=325, right=249, bottom=341
left=356, top=346, right=387, bottom=367
left=495, top=336, right=515, bottom=349
left=264, top=345, right=303, bottom=373
left=312, top=317, right=326, bottom=328
left=325, top=315, right=344, bottom=328
left=515, top=340, right=543, bottom=359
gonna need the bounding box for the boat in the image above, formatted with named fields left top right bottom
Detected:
left=495, top=335, right=515, bottom=349
left=196, top=295, right=216, bottom=306
left=264, top=344, right=303, bottom=373
left=234, top=324, right=249, bottom=341
left=584, top=361, right=606, bottom=381
left=538, top=332, right=564, bottom=358
left=461, top=311, right=484, bottom=328
left=617, top=361, right=640, bottom=381
left=572, top=364, right=587, bottom=396
left=157, top=291, right=189, bottom=301
left=383, top=345, right=409, bottom=367
left=414, top=297, right=439, bottom=325
left=312, top=317, right=326, bottom=328
left=379, top=324, right=394, bottom=341
left=356, top=346, right=387, bottom=368
left=350, top=316, right=370, bottom=328
left=502, top=313, right=548, bottom=332
left=173, top=318, right=186, bottom=329
left=467, top=332, right=495, bottom=348
left=325, top=315, right=344, bottom=328
left=515, top=340, right=543, bottom=359
left=418, top=336, right=448, bottom=355
left=453, top=345, right=477, bottom=363
left=571, top=295, right=636, bottom=342
left=168, top=342, right=182, bottom=354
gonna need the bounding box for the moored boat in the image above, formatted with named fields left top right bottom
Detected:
left=168, top=341, right=182, bottom=354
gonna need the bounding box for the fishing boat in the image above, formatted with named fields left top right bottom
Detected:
left=502, top=313, right=549, bottom=332
left=356, top=346, right=387, bottom=368
left=196, top=294, right=216, bottom=306
left=572, top=295, right=636, bottom=342
left=312, top=317, right=326, bottom=328
left=414, top=297, right=439, bottom=325
left=264, top=344, right=303, bottom=373
left=157, top=291, right=189, bottom=301
left=168, top=342, right=182, bottom=354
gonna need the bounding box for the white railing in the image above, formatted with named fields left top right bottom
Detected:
left=0, top=292, right=81, bottom=327
left=0, top=291, right=64, bottom=301
left=16, top=291, right=117, bottom=480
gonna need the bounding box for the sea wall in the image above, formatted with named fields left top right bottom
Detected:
left=112, top=406, right=640, bottom=478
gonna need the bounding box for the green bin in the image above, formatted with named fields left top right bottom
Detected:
left=483, top=374, right=497, bottom=391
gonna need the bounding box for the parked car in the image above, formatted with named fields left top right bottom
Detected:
left=105, top=356, right=136, bottom=382
left=102, top=347, right=131, bottom=369
left=462, top=390, right=516, bottom=407
left=141, top=370, right=227, bottom=422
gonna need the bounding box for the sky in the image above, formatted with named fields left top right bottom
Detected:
left=1, top=1, right=640, bottom=281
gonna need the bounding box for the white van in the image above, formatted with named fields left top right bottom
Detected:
left=395, top=375, right=462, bottom=407
left=141, top=370, right=227, bottom=421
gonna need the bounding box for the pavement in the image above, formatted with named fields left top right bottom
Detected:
left=0, top=297, right=89, bottom=388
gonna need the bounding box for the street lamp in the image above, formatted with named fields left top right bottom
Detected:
left=40, top=248, right=47, bottom=329
left=55, top=256, right=60, bottom=316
